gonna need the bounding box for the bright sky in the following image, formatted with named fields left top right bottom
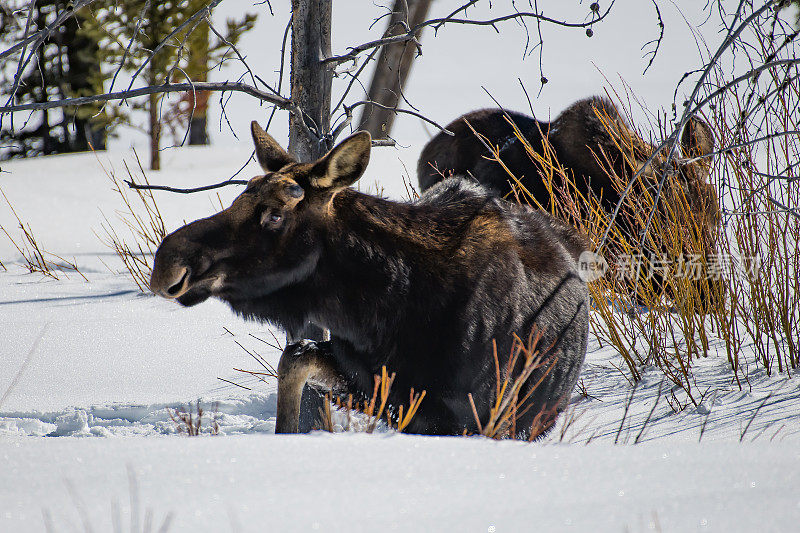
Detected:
left=105, top=0, right=728, bottom=154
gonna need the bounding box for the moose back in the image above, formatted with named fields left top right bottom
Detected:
left=418, top=96, right=721, bottom=307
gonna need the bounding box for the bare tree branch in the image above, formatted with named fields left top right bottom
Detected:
left=265, top=14, right=293, bottom=131
left=642, top=0, right=665, bottom=74
left=0, top=81, right=291, bottom=114
left=122, top=0, right=227, bottom=94
left=340, top=100, right=453, bottom=140
left=0, top=0, right=96, bottom=62
left=598, top=0, right=779, bottom=253
left=322, top=1, right=617, bottom=65
left=126, top=178, right=249, bottom=194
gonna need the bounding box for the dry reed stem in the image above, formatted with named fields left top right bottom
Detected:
left=316, top=365, right=426, bottom=434
left=95, top=157, right=167, bottom=292
left=470, top=327, right=561, bottom=440
left=0, top=188, right=86, bottom=280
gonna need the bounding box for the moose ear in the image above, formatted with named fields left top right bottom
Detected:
left=310, top=131, right=371, bottom=191
left=251, top=121, right=295, bottom=172
left=680, top=116, right=715, bottom=180
left=681, top=116, right=715, bottom=160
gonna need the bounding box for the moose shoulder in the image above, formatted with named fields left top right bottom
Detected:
left=150, top=122, right=590, bottom=437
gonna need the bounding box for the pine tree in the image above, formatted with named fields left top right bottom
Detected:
left=81, top=1, right=255, bottom=168
left=0, top=0, right=110, bottom=160
left=182, top=3, right=256, bottom=145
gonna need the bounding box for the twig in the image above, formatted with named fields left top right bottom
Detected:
left=125, top=178, right=248, bottom=194
left=0, top=81, right=291, bottom=113
left=740, top=393, right=772, bottom=442
left=217, top=377, right=252, bottom=391
left=122, top=0, right=228, bottom=95
left=0, top=0, right=96, bottom=62
left=344, top=100, right=453, bottom=136
left=322, top=1, right=617, bottom=65
left=641, top=0, right=665, bottom=74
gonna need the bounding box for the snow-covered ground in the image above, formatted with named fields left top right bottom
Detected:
left=2, top=142, right=799, bottom=533
left=2, top=2, right=800, bottom=531
left=4, top=436, right=800, bottom=532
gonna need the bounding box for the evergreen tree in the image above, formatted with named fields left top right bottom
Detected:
left=0, top=0, right=110, bottom=160
left=181, top=2, right=256, bottom=145
left=81, top=1, right=255, bottom=167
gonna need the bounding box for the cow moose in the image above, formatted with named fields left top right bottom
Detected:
left=418, top=96, right=722, bottom=308
left=150, top=121, right=590, bottom=437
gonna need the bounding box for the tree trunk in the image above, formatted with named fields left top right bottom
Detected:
left=287, top=0, right=333, bottom=344
left=35, top=3, right=55, bottom=156
left=289, top=0, right=333, bottom=161
left=64, top=9, right=107, bottom=151
left=189, top=114, right=208, bottom=145
left=187, top=23, right=210, bottom=146
left=148, top=1, right=161, bottom=170
left=149, top=90, right=161, bottom=170
left=358, top=0, right=433, bottom=138
left=188, top=90, right=210, bottom=145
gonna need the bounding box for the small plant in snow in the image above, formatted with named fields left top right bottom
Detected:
left=96, top=151, right=167, bottom=292
left=468, top=327, right=562, bottom=441
left=168, top=400, right=219, bottom=436
left=0, top=188, right=87, bottom=281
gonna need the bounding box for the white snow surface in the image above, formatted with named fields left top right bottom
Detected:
left=3, top=437, right=800, bottom=532
left=2, top=134, right=799, bottom=533
left=2, top=2, right=800, bottom=529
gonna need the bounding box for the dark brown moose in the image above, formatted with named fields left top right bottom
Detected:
left=150, top=122, right=590, bottom=436
left=418, top=96, right=721, bottom=308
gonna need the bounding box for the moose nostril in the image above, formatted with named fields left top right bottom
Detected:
left=165, top=267, right=190, bottom=297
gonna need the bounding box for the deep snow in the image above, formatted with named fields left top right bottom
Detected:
left=3, top=437, right=800, bottom=532
left=2, top=1, right=800, bottom=531
left=2, top=138, right=799, bottom=533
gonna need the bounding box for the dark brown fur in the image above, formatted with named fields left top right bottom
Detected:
left=418, top=97, right=721, bottom=306
left=150, top=123, right=590, bottom=436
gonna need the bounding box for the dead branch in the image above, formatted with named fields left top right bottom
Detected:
left=125, top=178, right=249, bottom=194
left=322, top=0, right=617, bottom=65
left=0, top=0, right=95, bottom=62
left=0, top=81, right=291, bottom=114
left=341, top=100, right=453, bottom=139
left=642, top=0, right=665, bottom=74
left=598, top=0, right=788, bottom=253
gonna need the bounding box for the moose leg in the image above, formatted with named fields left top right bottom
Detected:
left=276, top=340, right=345, bottom=434
left=297, top=386, right=325, bottom=433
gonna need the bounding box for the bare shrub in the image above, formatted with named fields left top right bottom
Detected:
left=478, top=102, right=719, bottom=407
left=169, top=400, right=219, bottom=436
left=0, top=188, right=86, bottom=280
left=318, top=366, right=426, bottom=434
left=708, top=62, right=800, bottom=375
left=487, top=82, right=797, bottom=407
left=467, top=328, right=561, bottom=440
left=227, top=337, right=426, bottom=434
left=96, top=155, right=167, bottom=292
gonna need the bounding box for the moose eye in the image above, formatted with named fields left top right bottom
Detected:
left=261, top=209, right=284, bottom=228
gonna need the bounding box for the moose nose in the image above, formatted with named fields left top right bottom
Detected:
left=158, top=266, right=191, bottom=299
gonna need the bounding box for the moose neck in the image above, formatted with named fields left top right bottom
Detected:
left=227, top=187, right=466, bottom=351
left=305, top=189, right=439, bottom=348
